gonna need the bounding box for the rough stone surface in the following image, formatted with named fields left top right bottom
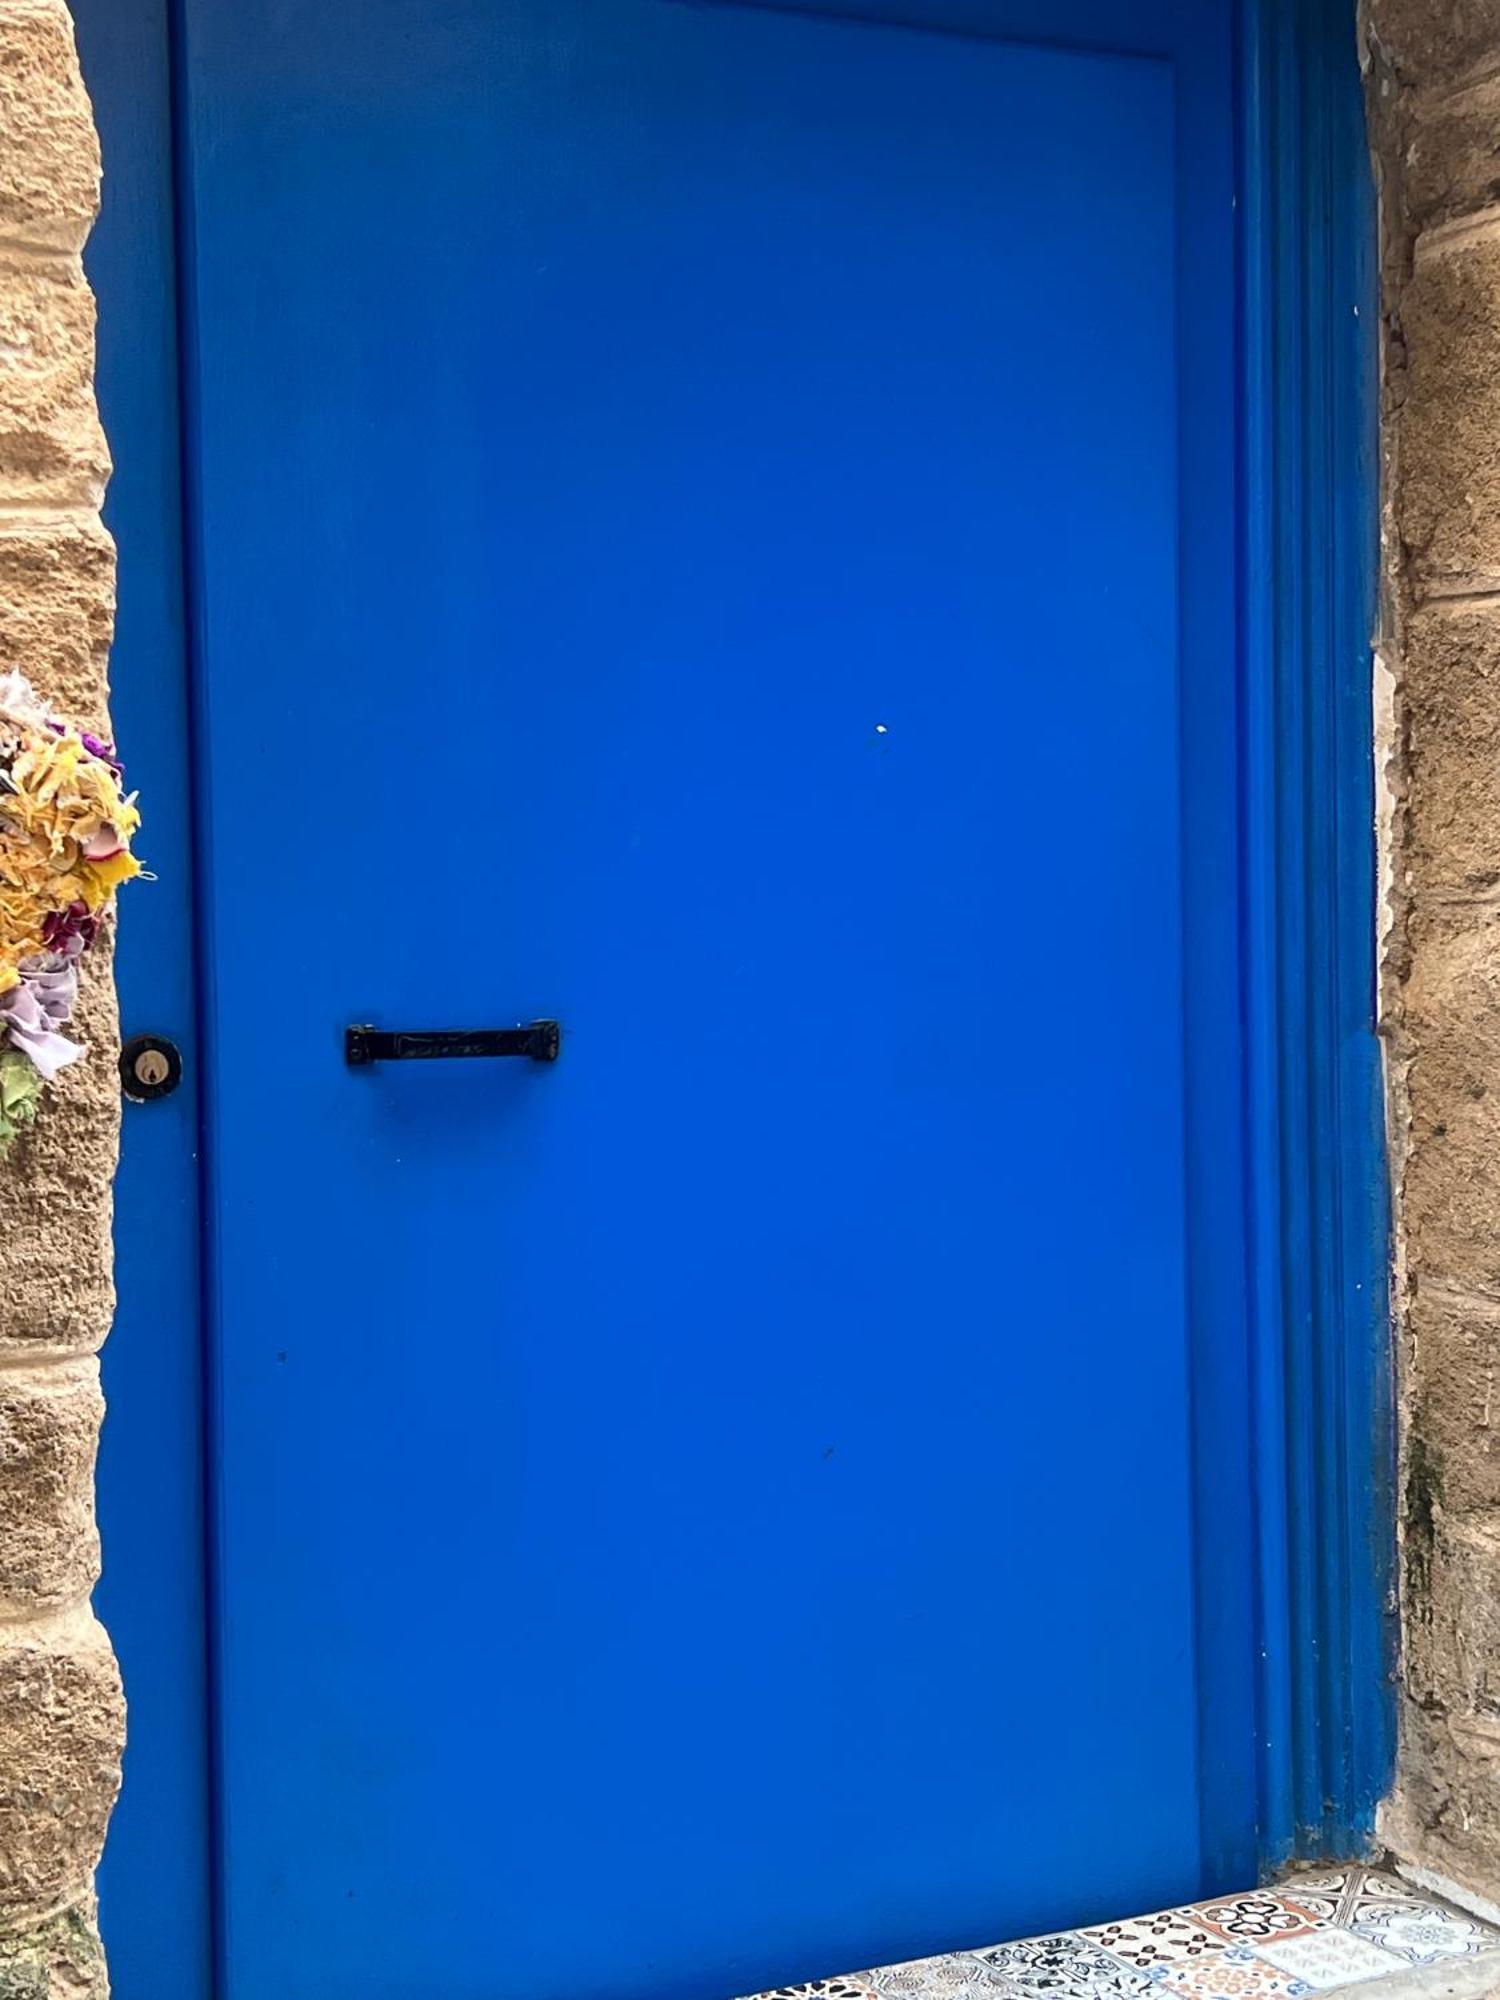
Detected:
left=1402, top=908, right=1500, bottom=1297
left=0, top=1613, right=121, bottom=1925
left=0, top=252, right=107, bottom=510
left=0, top=2, right=124, bottom=1986
left=1406, top=1283, right=1500, bottom=1517
left=1368, top=0, right=1500, bottom=1916
left=0, top=1, right=97, bottom=255
left=1367, top=0, right=1500, bottom=90
left=1400, top=234, right=1500, bottom=593
left=0, top=1362, right=101, bottom=1612
left=1406, top=1509, right=1500, bottom=1719
left=0, top=1898, right=106, bottom=2000
left=0, top=936, right=117, bottom=1359
left=0, top=519, right=113, bottom=735
left=1406, top=75, right=1500, bottom=230
left=1404, top=606, right=1500, bottom=895
left=1384, top=1698, right=1500, bottom=1906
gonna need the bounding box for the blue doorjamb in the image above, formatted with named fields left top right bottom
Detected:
left=71, top=2, right=215, bottom=1996
left=70, top=0, right=1390, bottom=1993
left=1240, top=0, right=1395, bottom=1865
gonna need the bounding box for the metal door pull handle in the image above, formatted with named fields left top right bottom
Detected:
left=345, top=1021, right=561, bottom=1066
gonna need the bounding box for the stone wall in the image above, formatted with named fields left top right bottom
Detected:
left=0, top=2, right=123, bottom=1993
left=1367, top=0, right=1500, bottom=1912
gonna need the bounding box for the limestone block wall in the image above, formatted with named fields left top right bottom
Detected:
left=1366, top=0, right=1500, bottom=1911
left=0, top=2, right=124, bottom=1993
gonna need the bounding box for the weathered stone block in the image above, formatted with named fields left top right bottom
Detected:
left=1401, top=233, right=1500, bottom=592
left=1407, top=1285, right=1500, bottom=1517
left=1407, top=74, right=1500, bottom=230
left=1402, top=908, right=1500, bottom=1293
left=0, top=518, right=113, bottom=736
left=1405, top=604, right=1500, bottom=894
left=1383, top=1696, right=1500, bottom=1912
left=0, top=253, right=106, bottom=510
left=0, top=1612, right=121, bottom=1924
left=0, top=2, right=98, bottom=255
left=1371, top=0, right=1500, bottom=1921
left=1405, top=1508, right=1500, bottom=1716
left=0, top=1362, right=100, bottom=1611
left=0, top=1897, right=106, bottom=2000
left=1367, top=0, right=1500, bottom=90
left=0, top=940, right=118, bottom=1357
left=0, top=0, right=119, bottom=1983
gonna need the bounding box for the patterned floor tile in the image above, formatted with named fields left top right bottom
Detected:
left=1345, top=1900, right=1500, bottom=1964
left=1249, top=1926, right=1406, bottom=1989
left=866, top=1956, right=1018, bottom=1999
left=1274, top=1865, right=1473, bottom=1932
left=1191, top=1896, right=1322, bottom=1946
left=749, top=1981, right=878, bottom=1999
left=972, top=1936, right=1156, bottom=1999
left=1082, top=1914, right=1221, bottom=1970
left=1269, top=1873, right=1362, bottom=1927
left=1354, top=1870, right=1440, bottom=1905
left=1149, top=1945, right=1311, bottom=1999
left=741, top=1868, right=1500, bottom=2000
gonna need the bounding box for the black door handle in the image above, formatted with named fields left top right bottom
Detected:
left=345, top=1021, right=561, bottom=1066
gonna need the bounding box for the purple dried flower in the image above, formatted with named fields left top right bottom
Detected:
left=41, top=901, right=97, bottom=952
left=0, top=951, right=83, bottom=1080
left=44, top=718, right=122, bottom=774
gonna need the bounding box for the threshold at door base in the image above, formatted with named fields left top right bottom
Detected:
left=741, top=1867, right=1500, bottom=2000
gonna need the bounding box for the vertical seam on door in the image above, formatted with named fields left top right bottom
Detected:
left=162, top=1, right=231, bottom=1990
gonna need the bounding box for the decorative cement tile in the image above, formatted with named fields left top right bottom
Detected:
left=1149, top=1946, right=1310, bottom=2000
left=1269, top=1874, right=1362, bottom=1927
left=1249, top=1926, right=1406, bottom=1989
left=867, top=1956, right=1018, bottom=1999
left=755, top=1982, right=879, bottom=1999
left=1345, top=1900, right=1500, bottom=1964
left=741, top=1867, right=1500, bottom=2000
left=1354, top=1871, right=1440, bottom=1906
left=1082, top=1915, right=1221, bottom=1971
left=971, top=1936, right=1156, bottom=1999
left=1274, top=1866, right=1474, bottom=1932
left=1191, top=1897, right=1322, bottom=1946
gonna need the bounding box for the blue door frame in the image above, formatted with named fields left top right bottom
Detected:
left=78, top=6, right=213, bottom=1996
left=69, top=1, right=1391, bottom=1993
left=1240, top=0, right=1395, bottom=1865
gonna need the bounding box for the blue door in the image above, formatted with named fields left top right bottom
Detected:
left=89, top=1, right=1254, bottom=1995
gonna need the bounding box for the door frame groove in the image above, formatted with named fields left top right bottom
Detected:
left=1239, top=0, right=1395, bottom=1868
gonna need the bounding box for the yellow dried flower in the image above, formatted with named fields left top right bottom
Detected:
left=0, top=688, right=143, bottom=1004
left=7, top=730, right=135, bottom=860
left=81, top=850, right=141, bottom=901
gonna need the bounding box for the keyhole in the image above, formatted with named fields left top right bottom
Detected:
left=134, top=1049, right=170, bottom=1088
left=120, top=1035, right=182, bottom=1102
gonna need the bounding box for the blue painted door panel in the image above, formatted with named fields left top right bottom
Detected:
left=176, top=1, right=1240, bottom=1995
left=66, top=5, right=214, bottom=1996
